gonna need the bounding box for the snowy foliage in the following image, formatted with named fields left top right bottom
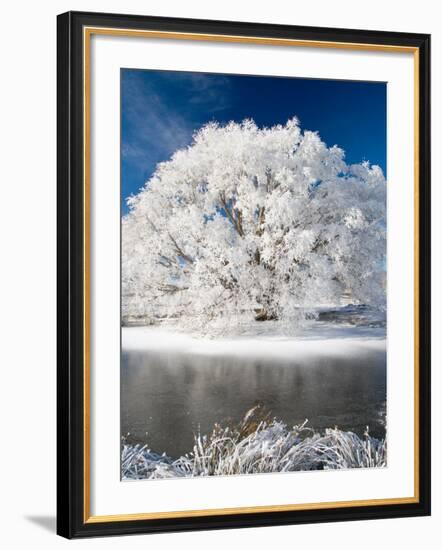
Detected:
left=121, top=407, right=386, bottom=480
left=122, top=118, right=386, bottom=331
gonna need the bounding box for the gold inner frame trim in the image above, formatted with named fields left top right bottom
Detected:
left=83, top=26, right=420, bottom=524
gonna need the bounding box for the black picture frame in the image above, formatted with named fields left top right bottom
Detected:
left=57, top=10, right=431, bottom=539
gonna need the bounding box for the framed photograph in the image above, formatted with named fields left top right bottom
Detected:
left=57, top=11, right=431, bottom=538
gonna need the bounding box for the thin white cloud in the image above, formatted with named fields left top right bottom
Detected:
left=122, top=76, right=193, bottom=169
left=122, top=70, right=233, bottom=179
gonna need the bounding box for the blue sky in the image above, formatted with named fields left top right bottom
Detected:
left=121, top=69, right=386, bottom=213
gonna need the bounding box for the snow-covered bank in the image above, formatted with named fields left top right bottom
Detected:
left=122, top=323, right=385, bottom=360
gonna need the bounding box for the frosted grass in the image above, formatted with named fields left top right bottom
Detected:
left=122, top=407, right=386, bottom=480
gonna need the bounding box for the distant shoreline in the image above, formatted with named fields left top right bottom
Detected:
left=122, top=324, right=386, bottom=360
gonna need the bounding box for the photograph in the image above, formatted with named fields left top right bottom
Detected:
left=54, top=8, right=431, bottom=539
left=0, top=0, right=436, bottom=546
left=120, top=69, right=388, bottom=481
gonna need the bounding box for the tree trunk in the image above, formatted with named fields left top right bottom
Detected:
left=254, top=308, right=277, bottom=321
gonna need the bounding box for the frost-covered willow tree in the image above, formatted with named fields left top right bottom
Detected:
left=122, top=118, right=386, bottom=329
